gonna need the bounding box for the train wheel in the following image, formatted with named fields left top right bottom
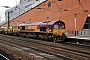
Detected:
left=26, top=33, right=29, bottom=37
left=44, top=35, right=48, bottom=40
left=53, top=37, right=64, bottom=43
left=53, top=38, right=56, bottom=43
left=54, top=40, right=56, bottom=43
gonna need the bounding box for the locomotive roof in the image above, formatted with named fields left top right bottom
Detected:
left=18, top=22, right=42, bottom=26
left=47, top=20, right=60, bottom=25
left=39, top=20, right=65, bottom=25
left=18, top=20, right=65, bottom=26
left=42, top=20, right=65, bottom=25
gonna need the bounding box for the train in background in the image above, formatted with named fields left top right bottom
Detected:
left=0, top=20, right=66, bottom=42
left=0, top=26, right=18, bottom=35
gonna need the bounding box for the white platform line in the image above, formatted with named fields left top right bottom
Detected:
left=0, top=54, right=9, bottom=60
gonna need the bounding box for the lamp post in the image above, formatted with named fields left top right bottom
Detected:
left=17, top=8, right=20, bottom=26
left=14, top=0, right=20, bottom=27
left=7, top=12, right=10, bottom=28
left=13, top=0, right=20, bottom=28
left=74, top=13, right=77, bottom=36
left=16, top=8, right=25, bottom=27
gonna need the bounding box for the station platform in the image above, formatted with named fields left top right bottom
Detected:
left=66, top=34, right=90, bottom=41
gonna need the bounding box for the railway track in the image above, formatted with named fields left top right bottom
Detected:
left=64, top=42, right=90, bottom=49
left=0, top=34, right=90, bottom=60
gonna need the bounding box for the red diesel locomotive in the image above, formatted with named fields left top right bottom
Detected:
left=18, top=20, right=66, bottom=42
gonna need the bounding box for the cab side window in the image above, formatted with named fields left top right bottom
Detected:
left=40, top=27, right=46, bottom=31
left=22, top=26, right=25, bottom=30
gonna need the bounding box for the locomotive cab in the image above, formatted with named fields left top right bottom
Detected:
left=18, top=20, right=66, bottom=42
left=53, top=20, right=66, bottom=42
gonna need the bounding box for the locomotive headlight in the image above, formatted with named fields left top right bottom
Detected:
left=54, top=32, right=57, bottom=35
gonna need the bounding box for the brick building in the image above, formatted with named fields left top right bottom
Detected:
left=1, top=0, right=90, bottom=34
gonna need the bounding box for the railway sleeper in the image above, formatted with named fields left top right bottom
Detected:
left=53, top=37, right=64, bottom=43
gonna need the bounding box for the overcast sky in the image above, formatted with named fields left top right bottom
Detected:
left=0, top=0, right=20, bottom=22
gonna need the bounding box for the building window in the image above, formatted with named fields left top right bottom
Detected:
left=48, top=1, right=51, bottom=8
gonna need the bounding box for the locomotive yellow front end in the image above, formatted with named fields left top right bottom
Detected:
left=53, top=20, right=66, bottom=42
left=53, top=29, right=66, bottom=42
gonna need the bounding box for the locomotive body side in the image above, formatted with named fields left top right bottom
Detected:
left=18, top=20, right=66, bottom=42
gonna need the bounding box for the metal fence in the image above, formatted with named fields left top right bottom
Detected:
left=66, top=30, right=90, bottom=36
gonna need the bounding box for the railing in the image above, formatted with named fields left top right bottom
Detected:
left=66, top=30, right=90, bottom=36
left=67, top=30, right=79, bottom=35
